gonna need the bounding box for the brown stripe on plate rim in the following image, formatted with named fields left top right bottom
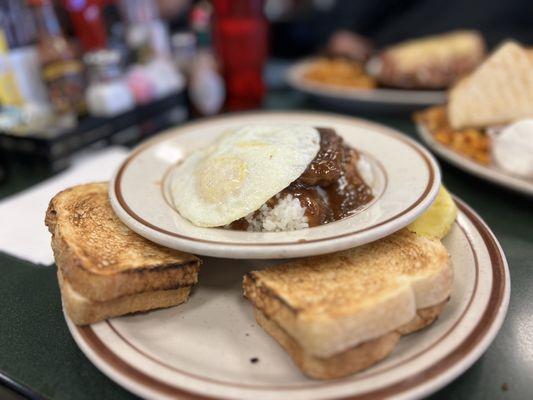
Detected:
left=77, top=327, right=208, bottom=400
left=113, top=113, right=437, bottom=246
left=74, top=197, right=506, bottom=399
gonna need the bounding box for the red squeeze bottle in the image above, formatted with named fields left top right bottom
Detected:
left=211, top=0, right=268, bottom=111
left=63, top=0, right=108, bottom=51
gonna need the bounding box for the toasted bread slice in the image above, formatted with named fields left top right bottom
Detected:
left=243, top=229, right=452, bottom=377
left=46, top=183, right=200, bottom=302
left=254, top=300, right=446, bottom=380
left=448, top=41, right=533, bottom=129
left=58, top=270, right=192, bottom=325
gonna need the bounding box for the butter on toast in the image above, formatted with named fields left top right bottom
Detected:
left=243, top=229, right=452, bottom=379
left=46, top=182, right=201, bottom=324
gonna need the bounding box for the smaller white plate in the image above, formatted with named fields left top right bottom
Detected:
left=287, top=59, right=446, bottom=112
left=66, top=198, right=510, bottom=400
left=110, top=112, right=440, bottom=259
left=417, top=123, right=533, bottom=197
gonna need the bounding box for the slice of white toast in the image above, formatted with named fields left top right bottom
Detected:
left=243, top=229, right=453, bottom=379
left=253, top=300, right=446, bottom=380
left=58, top=270, right=192, bottom=325
left=46, top=183, right=200, bottom=302
left=448, top=41, right=533, bottom=129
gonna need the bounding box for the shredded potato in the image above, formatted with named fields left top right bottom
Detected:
left=304, top=58, right=376, bottom=89
left=415, top=106, right=491, bottom=165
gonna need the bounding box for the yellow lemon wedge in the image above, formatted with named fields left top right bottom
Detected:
left=408, top=185, right=458, bottom=239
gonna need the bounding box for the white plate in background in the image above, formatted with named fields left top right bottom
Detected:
left=287, top=59, right=446, bottom=113
left=417, top=123, right=533, bottom=197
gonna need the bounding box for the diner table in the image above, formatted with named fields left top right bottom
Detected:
left=0, top=89, right=531, bottom=400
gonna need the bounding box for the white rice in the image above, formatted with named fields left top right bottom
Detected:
left=242, top=194, right=309, bottom=232
left=357, top=156, right=374, bottom=187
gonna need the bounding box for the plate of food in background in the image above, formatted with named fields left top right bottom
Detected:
left=109, top=111, right=441, bottom=259
left=416, top=41, right=533, bottom=197
left=287, top=30, right=486, bottom=112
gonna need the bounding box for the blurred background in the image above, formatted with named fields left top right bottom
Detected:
left=1, top=3, right=533, bottom=399
left=0, top=0, right=532, bottom=180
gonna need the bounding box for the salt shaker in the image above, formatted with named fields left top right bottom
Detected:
left=84, top=49, right=135, bottom=117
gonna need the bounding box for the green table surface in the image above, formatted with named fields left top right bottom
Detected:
left=1, top=91, right=532, bottom=400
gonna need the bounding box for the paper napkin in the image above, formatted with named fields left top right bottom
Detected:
left=0, top=146, right=128, bottom=265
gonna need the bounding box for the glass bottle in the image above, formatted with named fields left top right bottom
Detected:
left=28, top=0, right=86, bottom=117
left=0, top=0, right=36, bottom=49
left=212, top=0, right=267, bottom=110
left=188, top=2, right=225, bottom=116
left=63, top=0, right=108, bottom=52
left=171, top=32, right=197, bottom=77
left=119, top=0, right=171, bottom=64
left=0, top=29, right=23, bottom=108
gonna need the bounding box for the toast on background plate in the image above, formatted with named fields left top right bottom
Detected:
left=243, top=229, right=453, bottom=379
left=415, top=41, right=533, bottom=167
left=448, top=41, right=533, bottom=129
left=46, top=182, right=201, bottom=325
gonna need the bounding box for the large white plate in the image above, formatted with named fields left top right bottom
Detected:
left=287, top=59, right=446, bottom=112
left=109, top=112, right=440, bottom=259
left=66, top=198, right=510, bottom=400
left=417, top=123, right=533, bottom=197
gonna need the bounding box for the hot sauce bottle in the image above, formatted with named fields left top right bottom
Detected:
left=28, top=0, right=86, bottom=117
left=188, top=1, right=225, bottom=117
left=63, top=0, right=108, bottom=52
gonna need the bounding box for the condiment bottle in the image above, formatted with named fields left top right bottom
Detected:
left=119, top=0, right=172, bottom=64
left=0, top=0, right=36, bottom=49
left=63, top=0, right=108, bottom=52
left=188, top=2, right=225, bottom=116
left=212, top=0, right=267, bottom=110
left=172, top=31, right=197, bottom=77
left=28, top=0, right=86, bottom=117
left=0, top=29, right=23, bottom=108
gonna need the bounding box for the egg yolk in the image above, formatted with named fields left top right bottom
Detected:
left=196, top=156, right=248, bottom=203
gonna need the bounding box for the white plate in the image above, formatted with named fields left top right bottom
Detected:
left=109, top=112, right=441, bottom=259
left=287, top=59, right=446, bottom=112
left=417, top=123, right=533, bottom=197
left=67, top=198, right=510, bottom=400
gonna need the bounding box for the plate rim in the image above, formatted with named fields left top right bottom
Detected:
left=286, top=58, right=447, bottom=105
left=417, top=122, right=533, bottom=197
left=110, top=111, right=441, bottom=258
left=66, top=197, right=510, bottom=400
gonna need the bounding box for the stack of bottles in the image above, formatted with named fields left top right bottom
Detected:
left=0, top=0, right=269, bottom=135
left=0, top=0, right=184, bottom=134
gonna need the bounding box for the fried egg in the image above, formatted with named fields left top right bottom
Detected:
left=171, top=125, right=320, bottom=227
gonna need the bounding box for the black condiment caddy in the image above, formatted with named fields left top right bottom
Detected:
left=0, top=91, right=187, bottom=173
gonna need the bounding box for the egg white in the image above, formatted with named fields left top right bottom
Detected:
left=171, top=125, right=320, bottom=227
